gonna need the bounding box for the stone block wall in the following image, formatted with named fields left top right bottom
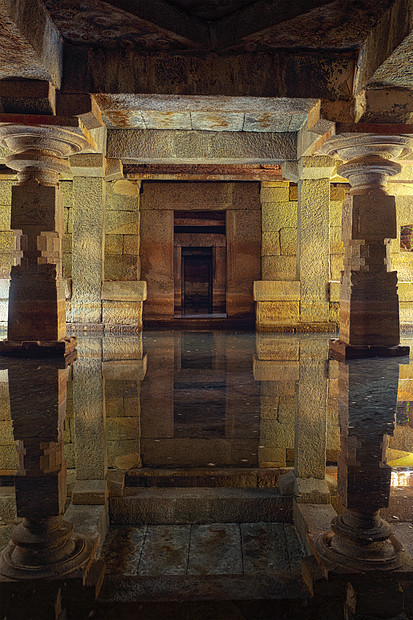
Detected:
left=256, top=181, right=300, bottom=330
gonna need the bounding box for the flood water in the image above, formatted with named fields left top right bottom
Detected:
left=0, top=330, right=412, bottom=619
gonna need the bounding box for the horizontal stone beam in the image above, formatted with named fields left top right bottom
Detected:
left=106, top=129, right=298, bottom=164
left=63, top=46, right=354, bottom=101
left=354, top=0, right=413, bottom=93
left=0, top=0, right=63, bottom=88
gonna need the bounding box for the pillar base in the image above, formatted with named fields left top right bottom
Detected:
left=309, top=530, right=413, bottom=576
left=329, top=339, right=409, bottom=361
left=0, top=336, right=77, bottom=358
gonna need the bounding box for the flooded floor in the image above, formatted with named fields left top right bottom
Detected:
left=0, top=330, right=412, bottom=618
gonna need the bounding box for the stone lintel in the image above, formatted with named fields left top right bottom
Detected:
left=298, top=156, right=336, bottom=180
left=102, top=281, right=147, bottom=302
left=254, top=280, right=300, bottom=302
left=329, top=339, right=410, bottom=361
left=107, top=129, right=297, bottom=164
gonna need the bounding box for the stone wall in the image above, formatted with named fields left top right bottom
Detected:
left=0, top=175, right=411, bottom=330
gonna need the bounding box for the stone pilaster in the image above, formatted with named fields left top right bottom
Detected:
left=297, top=156, right=336, bottom=327
left=71, top=154, right=107, bottom=325
left=320, top=134, right=413, bottom=359
left=0, top=117, right=95, bottom=357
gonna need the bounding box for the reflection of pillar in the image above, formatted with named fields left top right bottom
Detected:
left=294, top=339, right=330, bottom=502
left=0, top=119, right=95, bottom=357
left=0, top=357, right=96, bottom=584
left=312, top=358, right=411, bottom=574
left=320, top=134, right=413, bottom=359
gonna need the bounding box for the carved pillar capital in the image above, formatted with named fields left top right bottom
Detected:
left=0, top=120, right=93, bottom=185
left=319, top=134, right=412, bottom=193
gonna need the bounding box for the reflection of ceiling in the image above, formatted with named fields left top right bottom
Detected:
left=94, top=94, right=316, bottom=131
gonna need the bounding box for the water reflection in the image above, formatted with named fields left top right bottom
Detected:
left=0, top=331, right=411, bottom=618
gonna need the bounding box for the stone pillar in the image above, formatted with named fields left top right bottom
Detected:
left=320, top=134, right=413, bottom=359
left=297, top=157, right=336, bottom=327
left=0, top=119, right=94, bottom=357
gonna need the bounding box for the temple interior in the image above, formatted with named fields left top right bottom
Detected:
left=0, top=1, right=413, bottom=618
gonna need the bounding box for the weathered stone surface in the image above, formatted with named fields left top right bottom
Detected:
left=254, top=280, right=300, bottom=302
left=262, top=256, right=297, bottom=280
left=261, top=202, right=297, bottom=231
left=261, top=183, right=290, bottom=203
left=105, top=255, right=138, bottom=281
left=107, top=129, right=297, bottom=164
left=256, top=301, right=300, bottom=327
left=298, top=177, right=330, bottom=323
left=140, top=525, right=190, bottom=575
left=106, top=210, right=139, bottom=235
left=102, top=280, right=147, bottom=301
left=294, top=477, right=330, bottom=504
left=261, top=231, right=280, bottom=256
left=279, top=227, right=297, bottom=255
left=188, top=523, right=242, bottom=575
left=72, top=479, right=108, bottom=505
left=253, top=359, right=299, bottom=382
left=72, top=177, right=105, bottom=323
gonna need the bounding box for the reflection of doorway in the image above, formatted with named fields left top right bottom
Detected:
left=182, top=247, right=212, bottom=315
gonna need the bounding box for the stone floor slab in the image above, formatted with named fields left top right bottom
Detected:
left=101, top=526, right=147, bottom=576
left=138, top=525, right=191, bottom=576
left=241, top=522, right=289, bottom=574
left=187, top=523, right=243, bottom=575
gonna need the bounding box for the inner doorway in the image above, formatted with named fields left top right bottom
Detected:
left=174, top=211, right=226, bottom=317
left=182, top=247, right=212, bottom=315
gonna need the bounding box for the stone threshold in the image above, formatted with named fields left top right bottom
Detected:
left=110, top=487, right=292, bottom=525
left=143, top=316, right=255, bottom=330
left=125, top=466, right=291, bottom=488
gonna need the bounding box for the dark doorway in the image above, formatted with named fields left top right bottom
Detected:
left=182, top=247, right=213, bottom=315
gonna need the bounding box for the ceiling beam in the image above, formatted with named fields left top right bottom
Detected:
left=353, top=0, right=413, bottom=94
left=0, top=0, right=63, bottom=88
left=63, top=45, right=354, bottom=100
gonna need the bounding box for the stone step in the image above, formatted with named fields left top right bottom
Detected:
left=110, top=487, right=292, bottom=525
left=125, top=467, right=289, bottom=488
left=100, top=522, right=309, bottom=603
